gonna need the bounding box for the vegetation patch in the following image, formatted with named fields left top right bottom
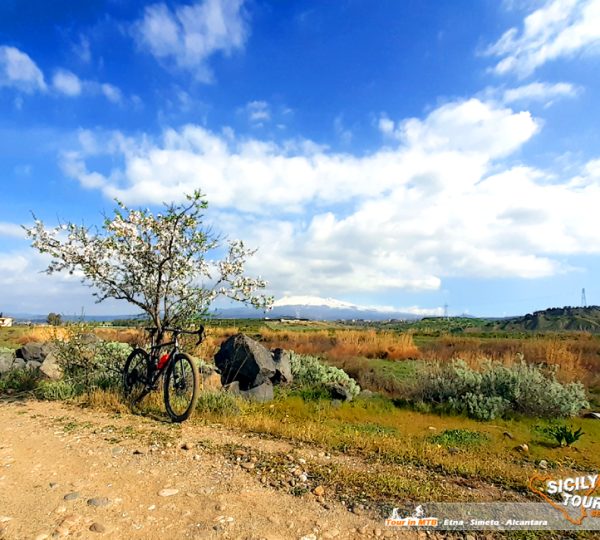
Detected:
left=429, top=429, right=490, bottom=448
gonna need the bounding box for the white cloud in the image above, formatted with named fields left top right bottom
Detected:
left=134, top=0, right=248, bottom=81
left=242, top=100, right=270, bottom=124
left=0, top=222, right=25, bottom=239
left=502, top=81, right=579, bottom=105
left=0, top=46, right=46, bottom=93
left=487, top=0, right=600, bottom=77
left=100, top=83, right=122, bottom=103
left=52, top=69, right=82, bottom=96
left=59, top=97, right=592, bottom=298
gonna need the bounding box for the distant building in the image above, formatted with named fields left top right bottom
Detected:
left=0, top=316, right=13, bottom=327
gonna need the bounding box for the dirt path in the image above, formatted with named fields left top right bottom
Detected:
left=0, top=399, right=419, bottom=540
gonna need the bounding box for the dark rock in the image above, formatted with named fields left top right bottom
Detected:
left=89, top=522, right=106, bottom=533
left=582, top=411, right=600, bottom=420
left=0, top=351, right=14, bottom=374
left=17, top=342, right=49, bottom=363
left=270, top=348, right=293, bottom=384
left=215, top=334, right=276, bottom=390
left=26, top=360, right=42, bottom=371
left=325, top=383, right=353, bottom=402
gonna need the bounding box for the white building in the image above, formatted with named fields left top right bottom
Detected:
left=0, top=316, right=13, bottom=327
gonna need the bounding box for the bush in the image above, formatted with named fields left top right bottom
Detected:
left=542, top=424, right=584, bottom=447
left=288, top=352, right=360, bottom=398
left=53, top=324, right=132, bottom=393
left=35, top=380, right=81, bottom=400
left=0, top=368, right=40, bottom=393
left=414, top=358, right=589, bottom=420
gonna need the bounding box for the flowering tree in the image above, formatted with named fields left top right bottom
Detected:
left=25, top=191, right=272, bottom=339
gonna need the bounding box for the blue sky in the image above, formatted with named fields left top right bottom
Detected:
left=1, top=0, right=600, bottom=317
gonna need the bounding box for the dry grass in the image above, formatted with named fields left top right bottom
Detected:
left=422, top=334, right=600, bottom=387
left=257, top=328, right=419, bottom=361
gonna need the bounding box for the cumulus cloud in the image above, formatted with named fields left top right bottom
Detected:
left=0, top=46, right=46, bottom=93
left=134, top=0, right=248, bottom=81
left=487, top=0, right=600, bottom=77
left=52, top=69, right=82, bottom=96
left=0, top=222, right=25, bottom=239
left=57, top=96, right=599, bottom=299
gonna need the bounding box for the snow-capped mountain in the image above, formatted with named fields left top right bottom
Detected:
left=214, top=295, right=436, bottom=321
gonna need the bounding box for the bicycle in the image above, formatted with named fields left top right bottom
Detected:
left=122, top=326, right=204, bottom=422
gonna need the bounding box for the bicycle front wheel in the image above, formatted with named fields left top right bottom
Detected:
left=163, top=353, right=199, bottom=422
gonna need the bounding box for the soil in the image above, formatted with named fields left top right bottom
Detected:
left=0, top=398, right=422, bottom=540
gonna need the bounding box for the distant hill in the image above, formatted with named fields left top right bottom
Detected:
left=488, top=306, right=600, bottom=333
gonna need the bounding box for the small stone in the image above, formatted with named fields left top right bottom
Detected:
left=87, top=497, right=110, bottom=507
left=323, top=529, right=340, bottom=538
left=89, top=523, right=106, bottom=533
left=132, top=449, right=144, bottom=455
left=428, top=426, right=437, bottom=431
left=63, top=492, right=79, bottom=501
left=241, top=462, right=255, bottom=470
left=298, top=474, right=308, bottom=482
left=374, top=528, right=383, bottom=537
left=233, top=449, right=247, bottom=457
left=148, top=505, right=156, bottom=511
left=158, top=488, right=179, bottom=497
left=313, top=485, right=325, bottom=497
left=539, top=459, right=548, bottom=470
left=49, top=483, right=58, bottom=489
left=299, top=535, right=317, bottom=540
left=193, top=454, right=201, bottom=461
left=111, top=447, right=124, bottom=456
left=515, top=443, right=529, bottom=453
left=216, top=503, right=227, bottom=511
left=503, top=431, right=514, bottom=439
left=0, top=516, right=12, bottom=523
left=181, top=442, right=194, bottom=450
left=34, top=534, right=49, bottom=540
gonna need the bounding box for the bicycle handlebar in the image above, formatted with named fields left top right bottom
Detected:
left=144, top=326, right=205, bottom=345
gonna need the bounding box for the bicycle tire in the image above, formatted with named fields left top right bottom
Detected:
left=123, top=348, right=150, bottom=400
left=163, top=352, right=199, bottom=422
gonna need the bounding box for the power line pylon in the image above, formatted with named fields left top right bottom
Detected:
left=581, top=288, right=587, bottom=307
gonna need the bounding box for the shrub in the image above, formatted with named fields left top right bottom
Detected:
left=0, top=368, right=40, bottom=393
left=35, top=380, right=81, bottom=400
left=414, top=359, right=588, bottom=420
left=289, top=352, right=360, bottom=398
left=543, top=424, right=584, bottom=447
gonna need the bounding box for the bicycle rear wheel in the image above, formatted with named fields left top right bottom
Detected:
left=123, top=348, right=150, bottom=402
left=163, top=353, right=199, bottom=422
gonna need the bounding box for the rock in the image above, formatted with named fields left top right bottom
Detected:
left=63, top=492, right=79, bottom=501
left=26, top=360, right=42, bottom=371
left=12, top=358, right=25, bottom=370
left=503, top=431, right=514, bottom=440
left=313, top=485, right=325, bottom=497
left=215, top=334, right=277, bottom=390
left=241, top=462, right=255, bottom=470
left=515, top=443, right=529, bottom=453
left=89, top=522, right=106, bottom=533
left=181, top=442, right=195, bottom=451
left=271, top=348, right=293, bottom=384
left=0, top=351, right=14, bottom=374
left=17, top=341, right=55, bottom=363
left=40, top=352, right=62, bottom=380
left=323, top=530, right=340, bottom=539
left=325, top=383, right=353, bottom=402
left=158, top=488, right=179, bottom=497
left=539, top=459, right=548, bottom=470
left=241, top=381, right=274, bottom=402
left=582, top=411, right=600, bottom=420
left=428, top=426, right=437, bottom=431
left=87, top=497, right=110, bottom=507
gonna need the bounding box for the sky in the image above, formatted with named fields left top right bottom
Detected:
left=1, top=0, right=600, bottom=318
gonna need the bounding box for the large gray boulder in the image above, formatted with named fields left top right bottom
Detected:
left=16, top=341, right=56, bottom=363
left=223, top=380, right=274, bottom=402
left=40, top=351, right=63, bottom=380
left=215, top=334, right=277, bottom=391
left=0, top=351, right=15, bottom=375
left=271, top=348, right=293, bottom=384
